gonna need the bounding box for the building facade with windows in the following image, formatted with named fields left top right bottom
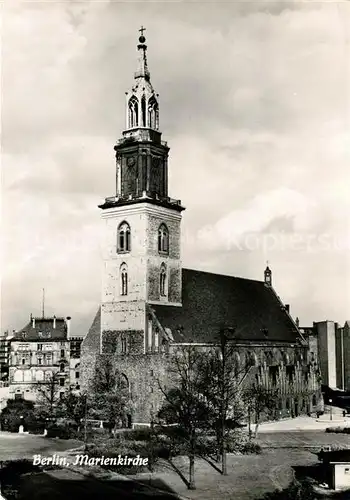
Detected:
left=8, top=316, right=81, bottom=401
left=300, top=320, right=350, bottom=392
left=81, top=31, right=322, bottom=424
left=0, top=330, right=12, bottom=382
left=69, top=336, right=83, bottom=392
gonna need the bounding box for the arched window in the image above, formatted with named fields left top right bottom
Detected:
left=282, top=352, right=290, bottom=365
left=233, top=352, right=240, bottom=376
left=158, top=224, right=169, bottom=254
left=128, top=96, right=138, bottom=128
left=141, top=95, right=146, bottom=127
left=119, top=373, right=129, bottom=393
left=120, top=263, right=128, bottom=296
left=160, top=263, right=167, bottom=296
left=117, top=222, right=131, bottom=253
left=247, top=352, right=258, bottom=368
left=148, top=96, right=159, bottom=129
left=121, top=336, right=128, bottom=354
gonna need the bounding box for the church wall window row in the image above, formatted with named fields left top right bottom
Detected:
left=158, top=224, right=169, bottom=254
left=120, top=263, right=128, bottom=296
left=117, top=221, right=131, bottom=253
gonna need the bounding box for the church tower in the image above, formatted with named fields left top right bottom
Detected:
left=99, top=29, right=185, bottom=354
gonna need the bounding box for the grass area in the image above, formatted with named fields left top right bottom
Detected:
left=145, top=449, right=317, bottom=500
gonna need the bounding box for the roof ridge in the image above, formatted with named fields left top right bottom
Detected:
left=182, top=267, right=263, bottom=284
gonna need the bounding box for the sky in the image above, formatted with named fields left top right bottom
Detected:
left=2, top=0, right=350, bottom=335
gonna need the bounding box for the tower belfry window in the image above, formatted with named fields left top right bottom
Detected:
left=118, top=222, right=131, bottom=253
left=128, top=96, right=139, bottom=128
left=158, top=224, right=169, bottom=254
left=120, top=263, right=128, bottom=296
left=141, top=95, right=146, bottom=126
left=148, top=96, right=158, bottom=130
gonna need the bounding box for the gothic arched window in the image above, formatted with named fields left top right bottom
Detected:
left=117, top=222, right=131, bottom=253
left=160, top=263, right=167, bottom=296
left=158, top=224, right=169, bottom=254
left=128, top=96, right=138, bottom=128
left=141, top=95, right=146, bottom=127
left=148, top=96, right=159, bottom=129
left=120, top=263, right=128, bottom=296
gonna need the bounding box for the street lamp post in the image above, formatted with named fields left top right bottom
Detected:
left=219, top=326, right=235, bottom=476
left=83, top=394, right=88, bottom=452
left=329, top=399, right=333, bottom=421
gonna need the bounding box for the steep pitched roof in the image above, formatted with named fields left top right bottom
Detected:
left=153, top=268, right=302, bottom=344
left=13, top=318, right=68, bottom=341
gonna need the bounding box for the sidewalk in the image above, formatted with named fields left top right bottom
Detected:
left=247, top=409, right=350, bottom=433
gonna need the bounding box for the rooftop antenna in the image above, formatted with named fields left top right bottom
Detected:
left=42, top=288, right=45, bottom=318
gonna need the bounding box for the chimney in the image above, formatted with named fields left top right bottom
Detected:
left=53, top=315, right=56, bottom=329
left=285, top=304, right=290, bottom=314
left=296, top=317, right=300, bottom=327
left=66, top=316, right=71, bottom=337
left=32, top=317, right=35, bottom=328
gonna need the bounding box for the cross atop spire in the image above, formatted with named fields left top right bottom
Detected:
left=135, top=26, right=150, bottom=80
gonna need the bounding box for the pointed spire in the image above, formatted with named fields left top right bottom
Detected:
left=123, top=28, right=159, bottom=132
left=135, top=26, right=150, bottom=81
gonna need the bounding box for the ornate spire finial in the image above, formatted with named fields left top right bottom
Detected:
left=135, top=25, right=150, bottom=80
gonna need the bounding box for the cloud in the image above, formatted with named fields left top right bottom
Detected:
left=2, top=0, right=349, bottom=334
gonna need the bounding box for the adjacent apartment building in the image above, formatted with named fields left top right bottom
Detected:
left=8, top=315, right=83, bottom=402
left=300, top=320, right=350, bottom=391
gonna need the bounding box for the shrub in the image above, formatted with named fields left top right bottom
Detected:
left=86, top=440, right=150, bottom=475
left=325, top=427, right=350, bottom=434
left=241, top=441, right=262, bottom=454
left=122, top=427, right=153, bottom=441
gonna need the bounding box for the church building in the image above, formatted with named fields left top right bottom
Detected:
left=81, top=30, right=322, bottom=425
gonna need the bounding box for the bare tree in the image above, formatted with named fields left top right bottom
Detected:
left=34, top=371, right=63, bottom=420
left=243, top=385, right=279, bottom=438
left=89, top=354, right=129, bottom=430
left=61, top=391, right=86, bottom=429
left=198, top=332, right=252, bottom=475
left=157, top=345, right=211, bottom=490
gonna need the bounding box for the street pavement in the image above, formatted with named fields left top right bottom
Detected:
left=248, top=406, right=350, bottom=433
left=0, top=432, right=81, bottom=461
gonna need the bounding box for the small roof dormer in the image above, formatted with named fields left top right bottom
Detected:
left=264, top=264, right=272, bottom=286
